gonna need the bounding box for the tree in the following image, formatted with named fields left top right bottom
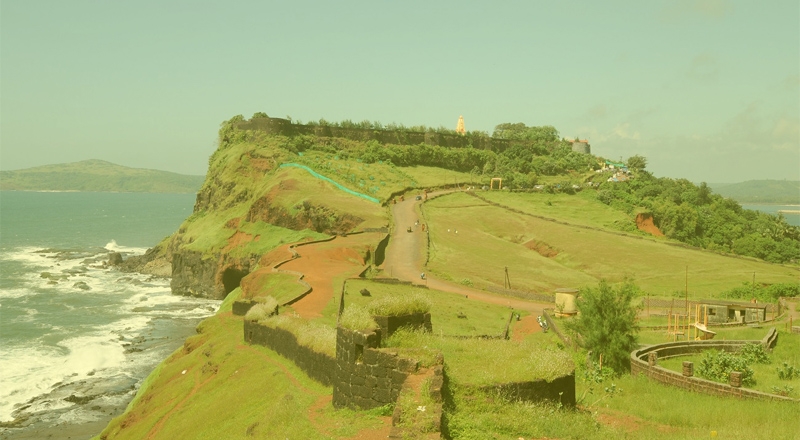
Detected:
left=567, top=280, right=640, bottom=375
left=626, top=155, right=647, bottom=171
left=251, top=112, right=269, bottom=119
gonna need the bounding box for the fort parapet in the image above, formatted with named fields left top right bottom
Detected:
left=236, top=117, right=519, bottom=152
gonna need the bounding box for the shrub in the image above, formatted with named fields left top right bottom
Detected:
left=696, top=350, right=755, bottom=386
left=260, top=315, right=336, bottom=356
left=367, top=291, right=432, bottom=316
left=777, top=362, right=799, bottom=380
left=339, top=304, right=379, bottom=331
left=738, top=343, right=771, bottom=364
left=244, top=297, right=279, bottom=322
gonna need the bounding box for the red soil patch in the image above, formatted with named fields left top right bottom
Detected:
left=223, top=230, right=256, bottom=253
left=595, top=408, right=675, bottom=434
left=524, top=239, right=559, bottom=258
left=225, top=217, right=241, bottom=229
left=249, top=157, right=274, bottom=173
left=636, top=213, right=664, bottom=236
left=278, top=178, right=299, bottom=191
left=511, top=315, right=543, bottom=341
left=280, top=235, right=378, bottom=319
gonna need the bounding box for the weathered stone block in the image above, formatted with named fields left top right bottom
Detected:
left=363, top=349, right=379, bottom=365
left=365, top=376, right=377, bottom=389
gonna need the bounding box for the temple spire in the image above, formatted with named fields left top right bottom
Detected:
left=455, top=115, right=465, bottom=135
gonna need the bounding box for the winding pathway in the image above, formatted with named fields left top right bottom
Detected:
left=383, top=190, right=550, bottom=315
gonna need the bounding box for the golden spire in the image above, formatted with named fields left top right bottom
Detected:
left=456, top=115, right=465, bottom=135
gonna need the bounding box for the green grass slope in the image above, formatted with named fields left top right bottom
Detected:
left=709, top=180, right=800, bottom=204
left=0, top=160, right=205, bottom=193
left=423, top=191, right=799, bottom=297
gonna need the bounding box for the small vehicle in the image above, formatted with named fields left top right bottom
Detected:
left=415, top=195, right=422, bottom=201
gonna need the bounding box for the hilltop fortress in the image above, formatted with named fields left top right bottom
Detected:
left=235, top=115, right=590, bottom=154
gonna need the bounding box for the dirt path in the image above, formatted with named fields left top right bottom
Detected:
left=281, top=234, right=381, bottom=319
left=383, top=191, right=549, bottom=315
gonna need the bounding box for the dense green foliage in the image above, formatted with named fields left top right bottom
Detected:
left=567, top=281, right=640, bottom=375
left=595, top=170, right=800, bottom=263
left=0, top=159, right=205, bottom=193
left=697, top=349, right=757, bottom=386
left=720, top=282, right=800, bottom=302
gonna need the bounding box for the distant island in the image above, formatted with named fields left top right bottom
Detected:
left=0, top=160, right=205, bottom=193
left=708, top=180, right=800, bottom=205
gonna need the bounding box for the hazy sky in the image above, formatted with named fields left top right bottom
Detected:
left=1, top=1, right=798, bottom=182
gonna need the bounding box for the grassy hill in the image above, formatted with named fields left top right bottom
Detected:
left=709, top=180, right=800, bottom=204
left=94, top=115, right=800, bottom=440
left=0, top=160, right=205, bottom=193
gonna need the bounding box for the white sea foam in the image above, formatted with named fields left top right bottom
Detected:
left=105, top=240, right=148, bottom=255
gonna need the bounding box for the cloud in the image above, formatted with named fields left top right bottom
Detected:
left=782, top=74, right=800, bottom=90
left=686, top=53, right=719, bottom=82
left=584, top=104, right=608, bottom=121
left=660, top=0, right=734, bottom=22
left=612, top=122, right=641, bottom=140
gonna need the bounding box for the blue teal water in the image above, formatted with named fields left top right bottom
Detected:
left=0, top=191, right=218, bottom=432
left=741, top=204, right=800, bottom=227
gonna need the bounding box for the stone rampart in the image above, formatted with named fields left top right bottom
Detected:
left=480, top=373, right=576, bottom=407
left=333, top=327, right=439, bottom=410
left=244, top=320, right=336, bottom=386
left=235, top=117, right=518, bottom=152
left=373, top=313, right=432, bottom=340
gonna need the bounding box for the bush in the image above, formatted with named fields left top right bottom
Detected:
left=738, top=343, right=771, bottom=364
left=260, top=315, right=336, bottom=356
left=367, top=291, right=432, bottom=317
left=244, top=297, right=279, bottom=322
left=339, top=304, right=378, bottom=331
left=777, top=362, right=799, bottom=380
left=696, top=350, right=755, bottom=386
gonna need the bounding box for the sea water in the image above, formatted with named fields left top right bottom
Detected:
left=741, top=204, right=800, bottom=227
left=0, top=191, right=218, bottom=437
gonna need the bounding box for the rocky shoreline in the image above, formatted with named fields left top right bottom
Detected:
left=0, top=252, right=215, bottom=440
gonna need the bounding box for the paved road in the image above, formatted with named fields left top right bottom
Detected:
left=383, top=190, right=549, bottom=315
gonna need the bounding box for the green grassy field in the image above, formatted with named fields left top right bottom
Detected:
left=423, top=192, right=799, bottom=297
left=336, top=279, right=512, bottom=336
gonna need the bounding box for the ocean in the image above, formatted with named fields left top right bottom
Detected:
left=0, top=191, right=219, bottom=439
left=741, top=204, right=800, bottom=227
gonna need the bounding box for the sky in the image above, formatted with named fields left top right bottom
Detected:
left=1, top=0, right=798, bottom=183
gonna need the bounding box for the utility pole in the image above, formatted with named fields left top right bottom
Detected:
left=685, top=266, right=689, bottom=318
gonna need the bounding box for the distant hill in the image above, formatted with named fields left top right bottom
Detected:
left=707, top=180, right=800, bottom=205
left=0, top=160, right=205, bottom=193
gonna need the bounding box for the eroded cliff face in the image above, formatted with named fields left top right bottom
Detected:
left=158, top=147, right=371, bottom=300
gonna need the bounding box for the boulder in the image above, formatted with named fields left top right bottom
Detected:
left=108, top=252, right=123, bottom=266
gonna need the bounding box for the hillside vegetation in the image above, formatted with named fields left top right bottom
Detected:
left=101, top=113, right=800, bottom=440
left=709, top=180, right=800, bottom=205
left=213, top=114, right=799, bottom=264
left=0, top=160, right=205, bottom=193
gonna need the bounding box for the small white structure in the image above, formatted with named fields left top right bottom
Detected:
left=555, top=288, right=579, bottom=317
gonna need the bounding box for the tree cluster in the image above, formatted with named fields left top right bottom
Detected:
left=596, top=168, right=800, bottom=263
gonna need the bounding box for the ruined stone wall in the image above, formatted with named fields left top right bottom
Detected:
left=481, top=373, right=576, bottom=407
left=332, top=326, right=445, bottom=411
left=235, top=117, right=518, bottom=151
left=244, top=320, right=336, bottom=386
left=372, top=313, right=432, bottom=341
